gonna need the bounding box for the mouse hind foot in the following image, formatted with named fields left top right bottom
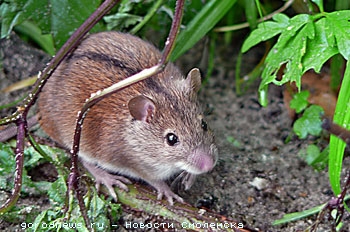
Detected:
left=149, top=180, right=184, bottom=205
left=82, top=161, right=131, bottom=201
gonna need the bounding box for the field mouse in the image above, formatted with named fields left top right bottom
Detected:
left=37, top=31, right=218, bottom=205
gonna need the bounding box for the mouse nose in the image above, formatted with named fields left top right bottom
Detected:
left=198, top=154, right=215, bottom=172
left=187, top=145, right=217, bottom=174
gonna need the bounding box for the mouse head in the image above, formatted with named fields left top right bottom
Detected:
left=126, top=68, right=218, bottom=180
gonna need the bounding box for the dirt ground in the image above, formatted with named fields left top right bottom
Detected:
left=1, top=33, right=349, bottom=231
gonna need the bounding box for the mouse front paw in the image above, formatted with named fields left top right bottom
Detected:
left=151, top=180, right=184, bottom=205
left=82, top=161, right=131, bottom=201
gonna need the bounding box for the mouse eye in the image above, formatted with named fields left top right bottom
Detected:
left=201, top=119, right=208, bottom=131
left=166, top=133, right=179, bottom=146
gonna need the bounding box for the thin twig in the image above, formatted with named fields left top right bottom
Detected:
left=0, top=115, right=26, bottom=214
left=214, top=0, right=294, bottom=32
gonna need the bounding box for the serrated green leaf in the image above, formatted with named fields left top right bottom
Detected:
left=32, top=210, right=48, bottom=231
left=244, top=10, right=349, bottom=107
left=50, top=0, right=102, bottom=48
left=48, top=176, right=67, bottom=204
left=0, top=0, right=26, bottom=38
left=89, top=194, right=107, bottom=217
left=242, top=13, right=290, bottom=53
left=257, top=14, right=313, bottom=95
left=293, top=105, right=323, bottom=139
left=259, top=27, right=305, bottom=89
left=118, top=0, right=143, bottom=13
left=24, top=147, right=43, bottom=169
left=290, top=90, right=310, bottom=113
left=104, top=13, right=142, bottom=30
left=272, top=12, right=290, bottom=24
left=276, top=32, right=306, bottom=88
left=109, top=203, right=122, bottom=221
left=275, top=14, right=311, bottom=48
left=88, top=194, right=121, bottom=231
left=326, top=10, right=350, bottom=60
left=1, top=0, right=103, bottom=50
left=1, top=0, right=51, bottom=38
left=302, top=17, right=338, bottom=72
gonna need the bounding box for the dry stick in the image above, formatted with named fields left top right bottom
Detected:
left=322, top=118, right=350, bottom=147
left=0, top=115, right=27, bottom=214
left=67, top=0, right=185, bottom=228
left=0, top=0, right=121, bottom=216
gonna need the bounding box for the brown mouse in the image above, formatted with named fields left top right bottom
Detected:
left=37, top=31, right=218, bottom=205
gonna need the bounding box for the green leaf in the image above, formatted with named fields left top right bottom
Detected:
left=0, top=142, right=15, bottom=189
left=103, top=0, right=144, bottom=31
left=241, top=13, right=290, bottom=53
left=293, top=105, right=323, bottom=139
left=24, top=147, right=43, bottom=169
left=244, top=0, right=258, bottom=29
left=32, top=210, right=48, bottom=231
left=1, top=0, right=103, bottom=50
left=304, top=144, right=320, bottom=165
left=302, top=17, right=338, bottom=72
left=171, top=0, right=237, bottom=61
left=226, top=136, right=243, bottom=149
left=273, top=194, right=350, bottom=225
left=310, top=145, right=329, bottom=171
left=1, top=0, right=26, bottom=38
left=50, top=0, right=102, bottom=48
left=326, top=10, right=350, bottom=60
left=273, top=202, right=326, bottom=225
left=258, top=85, right=268, bottom=107
left=329, top=60, right=350, bottom=195
left=48, top=176, right=67, bottom=205
left=87, top=195, right=111, bottom=231
left=259, top=14, right=311, bottom=92
left=104, top=13, right=142, bottom=30
left=243, top=11, right=350, bottom=106
left=275, top=14, right=312, bottom=49
left=14, top=21, right=55, bottom=55
left=1, top=0, right=52, bottom=38
left=299, top=144, right=328, bottom=171
left=290, top=91, right=310, bottom=113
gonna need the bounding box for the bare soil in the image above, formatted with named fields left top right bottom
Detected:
left=1, top=33, right=349, bottom=231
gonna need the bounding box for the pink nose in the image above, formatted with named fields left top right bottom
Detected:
left=188, top=152, right=215, bottom=174
left=198, top=154, right=214, bottom=172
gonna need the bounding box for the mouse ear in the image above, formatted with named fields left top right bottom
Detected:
left=186, top=68, right=202, bottom=98
left=128, top=95, right=156, bottom=123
